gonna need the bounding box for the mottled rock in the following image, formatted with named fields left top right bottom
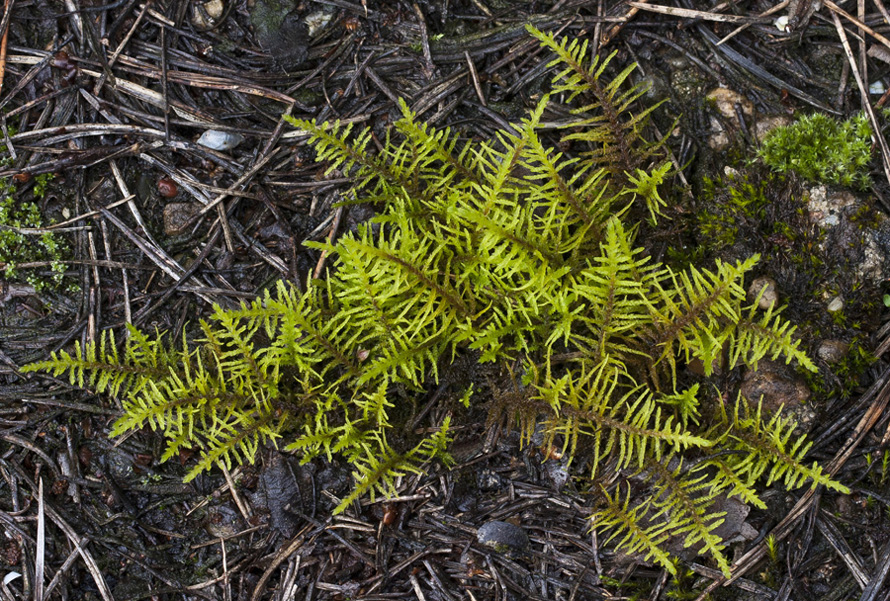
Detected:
left=192, top=0, right=224, bottom=29
left=707, top=87, right=754, bottom=120
left=250, top=0, right=309, bottom=68
left=304, top=9, right=333, bottom=37
left=807, top=185, right=890, bottom=283
left=741, top=359, right=811, bottom=416
left=808, top=186, right=857, bottom=228
left=707, top=88, right=754, bottom=149
left=476, top=468, right=503, bottom=491
left=162, top=202, right=198, bottom=237
left=818, top=340, right=849, bottom=364
left=477, top=520, right=530, bottom=554
left=748, top=277, right=778, bottom=310
left=754, top=114, right=792, bottom=142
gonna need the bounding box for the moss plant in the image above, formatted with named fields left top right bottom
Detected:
left=758, top=112, right=873, bottom=189
left=696, top=172, right=771, bottom=250
left=0, top=172, right=71, bottom=291
left=24, top=27, right=847, bottom=578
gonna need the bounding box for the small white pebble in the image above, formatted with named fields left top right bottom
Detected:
left=827, top=296, right=844, bottom=313
left=197, top=130, right=243, bottom=151
left=870, top=81, right=887, bottom=95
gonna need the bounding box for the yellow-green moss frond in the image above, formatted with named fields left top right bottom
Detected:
left=334, top=419, right=451, bottom=514
left=284, top=115, right=398, bottom=192
left=22, top=28, right=840, bottom=579
left=392, top=98, right=480, bottom=192
left=646, top=458, right=731, bottom=577
left=536, top=359, right=712, bottom=477
left=723, top=398, right=848, bottom=493
left=729, top=303, right=816, bottom=372
left=657, top=385, right=701, bottom=428
left=624, top=162, right=673, bottom=224
left=690, top=456, right=767, bottom=510
left=20, top=326, right=177, bottom=398
left=651, top=256, right=760, bottom=383
left=594, top=483, right=677, bottom=575
left=526, top=25, right=665, bottom=177
left=571, top=216, right=661, bottom=361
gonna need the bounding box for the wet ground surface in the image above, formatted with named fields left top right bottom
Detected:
left=4, top=0, right=890, bottom=599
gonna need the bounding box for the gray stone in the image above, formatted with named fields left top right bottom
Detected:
left=197, top=130, right=243, bottom=151
left=808, top=186, right=856, bottom=228
left=806, top=185, right=890, bottom=284
left=477, top=520, right=530, bottom=554
left=817, top=340, right=849, bottom=364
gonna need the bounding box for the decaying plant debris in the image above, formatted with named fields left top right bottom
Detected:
left=5, top=0, right=890, bottom=600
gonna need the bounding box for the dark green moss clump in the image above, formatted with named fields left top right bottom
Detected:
left=758, top=113, right=872, bottom=190
left=696, top=172, right=770, bottom=250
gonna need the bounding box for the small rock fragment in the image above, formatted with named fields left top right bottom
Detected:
left=818, top=340, right=849, bottom=364
left=754, top=115, right=792, bottom=143
left=204, top=505, right=242, bottom=538
left=197, top=130, right=243, bottom=151
left=806, top=184, right=890, bottom=283
left=304, top=9, right=333, bottom=36
left=477, top=520, right=530, bottom=554
left=544, top=457, right=570, bottom=490
left=748, top=277, right=778, bottom=310
left=808, top=186, right=857, bottom=228
left=163, top=203, right=198, bottom=236
left=157, top=177, right=178, bottom=198
left=741, top=359, right=811, bottom=416
left=706, top=88, right=755, bottom=149
left=192, top=0, right=224, bottom=28
left=476, top=468, right=503, bottom=491
left=827, top=296, right=844, bottom=313
left=707, top=87, right=754, bottom=121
